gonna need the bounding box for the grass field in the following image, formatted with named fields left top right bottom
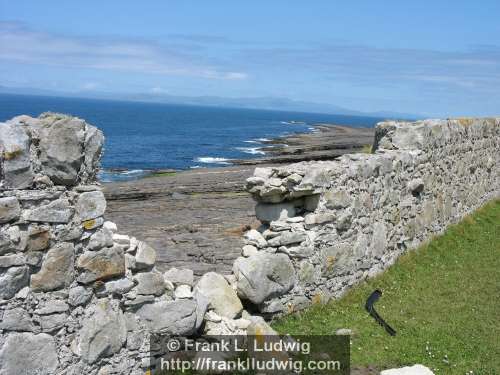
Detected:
left=273, top=200, right=500, bottom=374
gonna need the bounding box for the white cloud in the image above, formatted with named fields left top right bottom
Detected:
left=0, top=22, right=247, bottom=81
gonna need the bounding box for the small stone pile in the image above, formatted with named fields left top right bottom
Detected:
left=0, top=114, right=273, bottom=375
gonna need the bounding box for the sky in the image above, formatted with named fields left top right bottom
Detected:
left=1, top=0, right=500, bottom=117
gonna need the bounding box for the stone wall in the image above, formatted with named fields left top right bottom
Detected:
left=239, top=118, right=499, bottom=314
left=0, top=114, right=268, bottom=375
left=1, top=114, right=498, bottom=374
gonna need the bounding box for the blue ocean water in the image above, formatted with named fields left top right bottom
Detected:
left=0, top=94, right=383, bottom=181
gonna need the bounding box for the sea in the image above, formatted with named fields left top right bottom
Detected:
left=0, top=93, right=384, bottom=182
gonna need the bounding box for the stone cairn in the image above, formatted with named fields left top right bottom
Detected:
left=0, top=113, right=499, bottom=374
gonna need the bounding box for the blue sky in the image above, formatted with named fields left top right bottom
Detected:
left=1, top=0, right=499, bottom=116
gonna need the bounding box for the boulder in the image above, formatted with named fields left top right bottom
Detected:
left=77, top=245, right=125, bottom=284
left=233, top=253, right=296, bottom=304
left=255, top=202, right=296, bottom=223
left=77, top=298, right=127, bottom=364
left=175, top=284, right=193, bottom=299
left=194, top=272, right=243, bottom=319
left=0, top=333, right=58, bottom=374
left=38, top=115, right=85, bottom=186
left=30, top=242, right=75, bottom=292
left=0, top=122, right=33, bottom=189
left=24, top=198, right=74, bottom=223
left=0, top=265, right=29, bottom=299
left=76, top=191, right=106, bottom=221
left=136, top=299, right=197, bottom=335
left=0, top=197, right=20, bottom=224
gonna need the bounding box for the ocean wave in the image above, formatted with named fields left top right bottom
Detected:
left=235, top=147, right=266, bottom=155
left=244, top=140, right=259, bottom=144
left=281, top=121, right=306, bottom=125
left=190, top=165, right=201, bottom=169
left=195, top=157, right=232, bottom=165
left=257, top=137, right=271, bottom=142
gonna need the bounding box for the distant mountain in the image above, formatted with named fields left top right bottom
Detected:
left=0, top=85, right=418, bottom=120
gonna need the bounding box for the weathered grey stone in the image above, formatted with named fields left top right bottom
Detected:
left=268, top=231, right=307, bottom=247
left=325, top=190, right=352, bottom=209
left=134, top=271, right=165, bottom=296
left=35, top=300, right=69, bottom=315
left=24, top=198, right=74, bottom=223
left=76, top=191, right=106, bottom=221
left=88, top=228, right=113, bottom=250
left=27, top=225, right=50, bottom=251
left=163, top=267, right=194, bottom=286
left=246, top=315, right=278, bottom=336
left=255, top=202, right=296, bottom=223
left=136, top=299, right=197, bottom=334
left=83, top=124, right=104, bottom=181
left=99, top=277, right=135, bottom=296
left=77, top=245, right=125, bottom=284
left=244, top=229, right=267, bottom=248
left=0, top=265, right=29, bottom=299
left=0, top=308, right=34, bottom=331
left=0, top=254, right=25, bottom=268
left=194, top=272, right=243, bottom=319
left=0, top=197, right=20, bottom=224
left=40, top=313, right=67, bottom=332
left=233, top=253, right=296, bottom=304
left=242, top=244, right=258, bottom=257
left=0, top=333, right=58, bottom=374
left=30, top=242, right=74, bottom=292
left=380, top=364, right=435, bottom=375
left=77, top=298, right=127, bottom=364
left=134, top=241, right=156, bottom=270
left=38, top=115, right=85, bottom=186
left=0, top=122, right=33, bottom=189
left=175, top=284, right=193, bottom=299
left=68, top=286, right=93, bottom=306
left=370, top=222, right=387, bottom=258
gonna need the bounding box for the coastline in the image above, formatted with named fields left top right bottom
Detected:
left=103, top=123, right=375, bottom=275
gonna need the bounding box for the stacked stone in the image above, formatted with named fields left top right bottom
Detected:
left=240, top=118, right=500, bottom=314
left=0, top=113, right=275, bottom=374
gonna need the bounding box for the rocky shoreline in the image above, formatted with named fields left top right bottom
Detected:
left=104, top=124, right=375, bottom=275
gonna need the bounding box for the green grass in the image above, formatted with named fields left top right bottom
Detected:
left=273, top=200, right=500, bottom=374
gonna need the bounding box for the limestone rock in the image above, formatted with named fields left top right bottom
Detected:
left=0, top=308, right=34, bottom=331
left=246, top=316, right=278, bottom=336
left=163, top=267, right=194, bottom=286
left=194, top=272, right=243, bottom=319
left=0, top=197, right=20, bottom=224
left=0, top=265, right=29, bottom=299
left=100, top=277, right=135, bottom=296
left=325, top=190, right=352, bottom=209
left=0, top=333, right=58, bottom=374
left=30, top=242, right=74, bottom=292
left=255, top=202, right=296, bottom=223
left=242, top=244, right=258, bottom=257
left=136, top=299, right=197, bottom=335
left=0, top=122, right=33, bottom=189
left=175, top=284, right=193, bottom=299
left=76, top=191, right=106, bottom=221
left=24, top=198, right=74, bottom=223
left=68, top=286, right=93, bottom=306
left=88, top=228, right=113, bottom=250
left=244, top=229, right=267, bottom=248
left=234, top=253, right=296, bottom=304
left=134, top=271, right=165, bottom=296
left=0, top=254, right=25, bottom=268
left=134, top=241, right=156, bottom=270
left=77, top=298, right=127, bottom=364
left=77, top=245, right=125, bottom=284
left=27, top=225, right=50, bottom=251
left=380, top=364, right=435, bottom=375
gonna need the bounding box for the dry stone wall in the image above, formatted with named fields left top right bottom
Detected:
left=1, top=113, right=498, bottom=374
left=240, top=118, right=499, bottom=314
left=0, top=114, right=270, bottom=375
